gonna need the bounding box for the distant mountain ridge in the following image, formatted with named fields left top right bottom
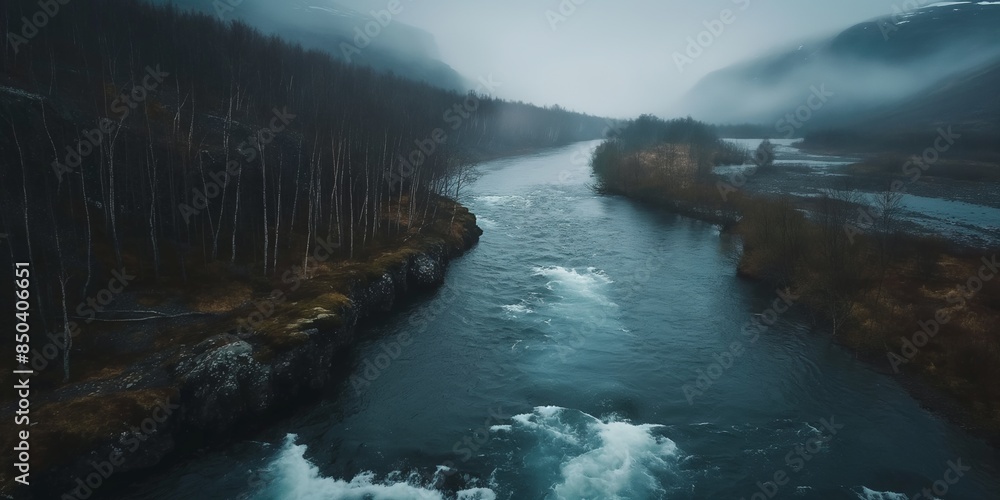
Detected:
left=155, top=0, right=470, bottom=91
left=681, top=1, right=1000, bottom=134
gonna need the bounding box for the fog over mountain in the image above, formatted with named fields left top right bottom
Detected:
left=7, top=2, right=1000, bottom=499
left=154, top=0, right=907, bottom=117
left=335, top=0, right=908, bottom=117
left=680, top=1, right=1000, bottom=133
left=151, top=0, right=469, bottom=91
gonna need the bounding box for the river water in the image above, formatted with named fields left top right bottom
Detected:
left=119, top=141, right=1000, bottom=499
left=718, top=139, right=1000, bottom=249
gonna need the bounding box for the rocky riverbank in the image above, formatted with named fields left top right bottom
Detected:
left=1, top=203, right=482, bottom=500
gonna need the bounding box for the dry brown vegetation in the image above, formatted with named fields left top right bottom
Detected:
left=593, top=130, right=1000, bottom=435
left=0, top=197, right=479, bottom=487
left=733, top=192, right=1000, bottom=431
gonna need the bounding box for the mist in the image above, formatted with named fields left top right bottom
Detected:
left=6, top=2, right=1000, bottom=498
left=682, top=42, right=1000, bottom=126
left=146, top=0, right=1000, bottom=125
left=332, top=0, right=904, bottom=118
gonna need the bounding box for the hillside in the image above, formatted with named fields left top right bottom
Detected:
left=680, top=1, right=1000, bottom=134
left=857, top=57, right=1000, bottom=134
left=152, top=0, right=469, bottom=91
left=0, top=1, right=609, bottom=494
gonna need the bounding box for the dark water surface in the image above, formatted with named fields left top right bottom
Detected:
left=119, top=141, right=1000, bottom=499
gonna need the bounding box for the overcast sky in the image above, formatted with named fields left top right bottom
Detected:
left=335, top=0, right=902, bottom=118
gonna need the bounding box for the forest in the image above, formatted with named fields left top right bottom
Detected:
left=590, top=115, right=749, bottom=197
left=0, top=0, right=609, bottom=381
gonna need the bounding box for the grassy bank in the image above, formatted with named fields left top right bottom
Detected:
left=591, top=116, right=748, bottom=224
left=732, top=198, right=1000, bottom=435
left=0, top=196, right=481, bottom=496
left=591, top=119, right=1000, bottom=440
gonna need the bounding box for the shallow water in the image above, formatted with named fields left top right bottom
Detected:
left=720, top=139, right=1000, bottom=248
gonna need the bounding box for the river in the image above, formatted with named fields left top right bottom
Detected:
left=717, top=139, right=1000, bottom=249
left=118, top=141, right=1000, bottom=499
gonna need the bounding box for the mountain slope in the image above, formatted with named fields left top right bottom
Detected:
left=857, top=57, right=1000, bottom=133
left=156, top=0, right=469, bottom=91
left=680, top=1, right=1000, bottom=133
left=0, top=0, right=609, bottom=494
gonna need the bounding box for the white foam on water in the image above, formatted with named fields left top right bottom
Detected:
left=512, top=405, right=584, bottom=447
left=509, top=406, right=679, bottom=499
left=254, top=435, right=496, bottom=500
left=473, top=195, right=532, bottom=209
left=455, top=490, right=495, bottom=500
left=532, top=266, right=616, bottom=308
left=855, top=486, right=911, bottom=500
left=476, top=216, right=499, bottom=229
left=502, top=291, right=546, bottom=320
left=502, top=302, right=533, bottom=317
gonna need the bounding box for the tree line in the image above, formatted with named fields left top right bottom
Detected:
left=591, top=115, right=748, bottom=194
left=0, top=0, right=609, bottom=379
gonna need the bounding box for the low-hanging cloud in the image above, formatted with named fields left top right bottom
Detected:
left=334, top=0, right=905, bottom=118
left=157, top=0, right=943, bottom=119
